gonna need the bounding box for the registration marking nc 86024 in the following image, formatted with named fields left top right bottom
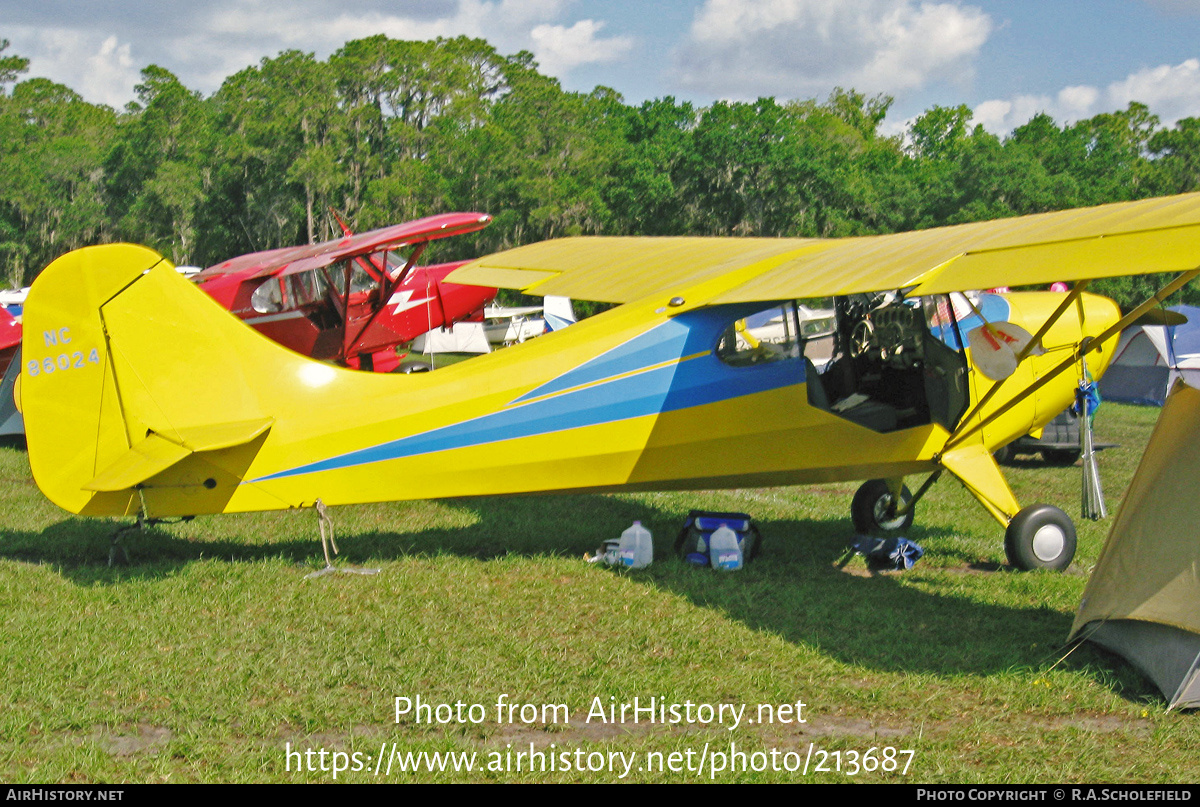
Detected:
left=26, top=327, right=100, bottom=377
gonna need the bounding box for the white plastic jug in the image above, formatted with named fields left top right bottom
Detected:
left=618, top=521, right=653, bottom=569
left=709, top=523, right=742, bottom=571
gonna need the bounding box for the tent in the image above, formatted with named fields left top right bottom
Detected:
left=1069, top=379, right=1200, bottom=709
left=1097, top=305, right=1200, bottom=405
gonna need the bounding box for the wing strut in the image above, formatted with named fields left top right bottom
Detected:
left=943, top=267, right=1200, bottom=453
left=344, top=242, right=430, bottom=360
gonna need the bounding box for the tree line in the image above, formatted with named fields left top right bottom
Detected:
left=2, top=34, right=1199, bottom=309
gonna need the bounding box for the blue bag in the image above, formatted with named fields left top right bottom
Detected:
left=675, top=510, right=761, bottom=565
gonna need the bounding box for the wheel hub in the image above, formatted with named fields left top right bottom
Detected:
left=1032, top=524, right=1065, bottom=562
left=873, top=496, right=907, bottom=531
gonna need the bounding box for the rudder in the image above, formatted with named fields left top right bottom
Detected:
left=21, top=245, right=168, bottom=515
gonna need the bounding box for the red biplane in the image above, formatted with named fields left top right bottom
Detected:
left=194, top=213, right=496, bottom=372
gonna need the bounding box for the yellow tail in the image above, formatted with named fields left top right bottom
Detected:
left=22, top=245, right=280, bottom=517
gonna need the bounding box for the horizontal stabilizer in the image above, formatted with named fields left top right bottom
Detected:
left=171, top=417, right=274, bottom=452
left=85, top=433, right=192, bottom=492
left=85, top=417, right=275, bottom=492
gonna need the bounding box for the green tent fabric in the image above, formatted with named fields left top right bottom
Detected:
left=1070, top=379, right=1200, bottom=709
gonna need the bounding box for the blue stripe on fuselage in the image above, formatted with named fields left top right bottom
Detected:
left=251, top=304, right=802, bottom=482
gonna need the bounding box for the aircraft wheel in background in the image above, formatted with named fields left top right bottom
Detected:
left=851, top=479, right=914, bottom=534
left=399, top=360, right=432, bottom=373
left=1004, top=503, right=1076, bottom=571
left=1041, top=448, right=1081, bottom=466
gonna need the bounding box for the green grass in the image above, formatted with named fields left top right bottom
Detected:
left=0, top=403, right=1196, bottom=783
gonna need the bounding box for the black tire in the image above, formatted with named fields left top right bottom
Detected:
left=1004, top=503, right=1076, bottom=571
left=851, top=479, right=914, bottom=535
left=400, top=360, right=432, bottom=374
left=1041, top=448, right=1081, bottom=466
left=993, top=443, right=1015, bottom=465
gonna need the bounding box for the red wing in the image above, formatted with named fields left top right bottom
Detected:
left=196, top=212, right=491, bottom=281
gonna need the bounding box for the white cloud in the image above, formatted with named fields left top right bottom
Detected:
left=182, top=0, right=576, bottom=87
left=529, top=20, right=633, bottom=74
left=1107, top=58, right=1200, bottom=122
left=972, top=59, right=1200, bottom=134
left=83, top=36, right=137, bottom=107
left=8, top=27, right=140, bottom=108
left=1057, top=85, right=1100, bottom=114
left=672, top=0, right=992, bottom=100
left=3, top=0, right=617, bottom=106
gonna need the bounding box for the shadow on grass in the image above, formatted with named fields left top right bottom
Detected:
left=0, top=494, right=661, bottom=570
left=0, top=491, right=1129, bottom=688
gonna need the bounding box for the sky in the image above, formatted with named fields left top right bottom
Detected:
left=5, top=0, right=1200, bottom=135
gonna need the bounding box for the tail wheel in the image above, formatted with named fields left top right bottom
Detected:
left=1004, top=504, right=1076, bottom=571
left=851, top=479, right=914, bottom=535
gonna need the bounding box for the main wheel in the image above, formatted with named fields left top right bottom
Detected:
left=851, top=479, right=914, bottom=534
left=1004, top=504, right=1076, bottom=571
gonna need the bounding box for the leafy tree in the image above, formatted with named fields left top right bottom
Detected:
left=0, top=77, right=114, bottom=284
left=1148, top=117, right=1200, bottom=194
left=606, top=97, right=696, bottom=235
left=105, top=66, right=212, bottom=263
left=207, top=51, right=346, bottom=257
left=1066, top=102, right=1159, bottom=203
left=679, top=98, right=809, bottom=236
left=440, top=56, right=624, bottom=248
left=0, top=39, right=29, bottom=88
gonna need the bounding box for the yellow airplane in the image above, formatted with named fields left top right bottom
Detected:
left=18, top=194, right=1200, bottom=571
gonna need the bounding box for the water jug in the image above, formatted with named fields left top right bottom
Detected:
left=709, top=523, right=742, bottom=571
left=618, top=521, right=653, bottom=569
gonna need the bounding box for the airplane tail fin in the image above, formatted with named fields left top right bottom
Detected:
left=543, top=295, right=576, bottom=331
left=21, top=245, right=281, bottom=517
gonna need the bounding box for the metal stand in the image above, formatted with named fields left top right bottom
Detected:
left=304, top=498, right=380, bottom=579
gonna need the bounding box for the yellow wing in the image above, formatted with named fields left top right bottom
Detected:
left=448, top=193, right=1200, bottom=302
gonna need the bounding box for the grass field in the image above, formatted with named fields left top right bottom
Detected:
left=0, top=402, right=1196, bottom=783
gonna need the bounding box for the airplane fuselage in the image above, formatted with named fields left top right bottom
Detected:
left=19, top=247, right=1119, bottom=521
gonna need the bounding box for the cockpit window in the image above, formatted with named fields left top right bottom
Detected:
left=716, top=303, right=801, bottom=367
left=286, top=270, right=329, bottom=307
left=250, top=278, right=284, bottom=313
left=329, top=258, right=379, bottom=297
